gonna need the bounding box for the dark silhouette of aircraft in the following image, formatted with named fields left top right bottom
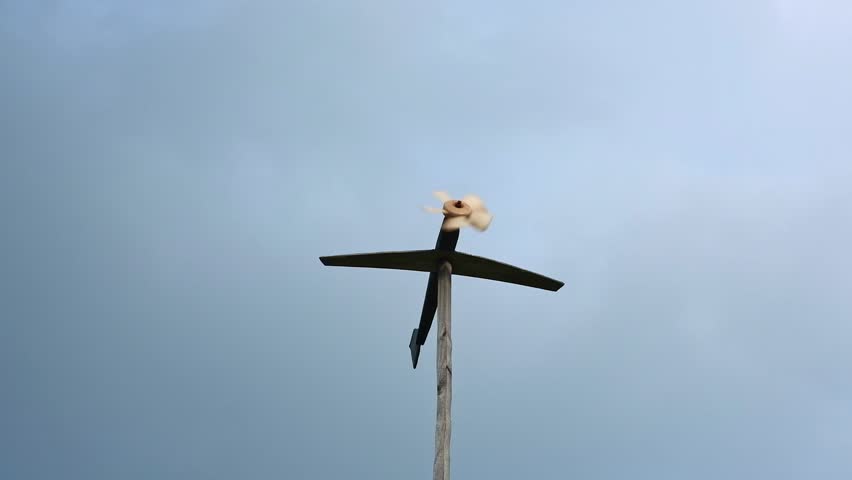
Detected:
left=320, top=192, right=563, bottom=368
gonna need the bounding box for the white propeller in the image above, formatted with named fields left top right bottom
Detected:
left=423, top=191, right=493, bottom=232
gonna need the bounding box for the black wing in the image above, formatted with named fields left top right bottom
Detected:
left=319, top=250, right=437, bottom=272
left=448, top=251, right=563, bottom=292
left=320, top=250, right=563, bottom=292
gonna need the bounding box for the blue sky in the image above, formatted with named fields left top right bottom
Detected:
left=2, top=1, right=851, bottom=478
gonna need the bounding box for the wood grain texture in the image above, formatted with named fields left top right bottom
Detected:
left=433, top=261, right=452, bottom=480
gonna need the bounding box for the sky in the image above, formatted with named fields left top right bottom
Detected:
left=2, top=1, right=851, bottom=478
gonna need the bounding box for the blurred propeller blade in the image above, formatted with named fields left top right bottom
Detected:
left=461, top=194, right=485, bottom=211
left=426, top=191, right=492, bottom=233
left=468, top=210, right=493, bottom=231
left=433, top=191, right=453, bottom=203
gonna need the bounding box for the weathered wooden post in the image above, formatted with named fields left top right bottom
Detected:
left=433, top=261, right=452, bottom=480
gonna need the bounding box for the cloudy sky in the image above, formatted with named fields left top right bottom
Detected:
left=2, top=1, right=851, bottom=478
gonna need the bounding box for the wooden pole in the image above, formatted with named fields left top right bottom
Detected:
left=433, top=261, right=452, bottom=480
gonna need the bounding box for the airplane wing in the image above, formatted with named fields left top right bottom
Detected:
left=319, top=250, right=438, bottom=273
left=319, top=250, right=563, bottom=292
left=449, top=251, right=564, bottom=292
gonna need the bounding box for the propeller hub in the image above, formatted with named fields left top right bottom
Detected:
left=443, top=200, right=472, bottom=217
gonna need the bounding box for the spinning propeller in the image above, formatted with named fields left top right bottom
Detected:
left=424, top=191, right=493, bottom=232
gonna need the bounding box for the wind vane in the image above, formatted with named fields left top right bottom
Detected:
left=320, top=191, right=563, bottom=480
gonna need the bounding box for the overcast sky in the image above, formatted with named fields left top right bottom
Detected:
left=2, top=1, right=852, bottom=479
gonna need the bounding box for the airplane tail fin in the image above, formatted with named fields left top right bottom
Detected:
left=409, top=328, right=421, bottom=369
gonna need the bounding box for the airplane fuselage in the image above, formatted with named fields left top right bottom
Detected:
left=320, top=220, right=564, bottom=370
left=408, top=228, right=459, bottom=368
